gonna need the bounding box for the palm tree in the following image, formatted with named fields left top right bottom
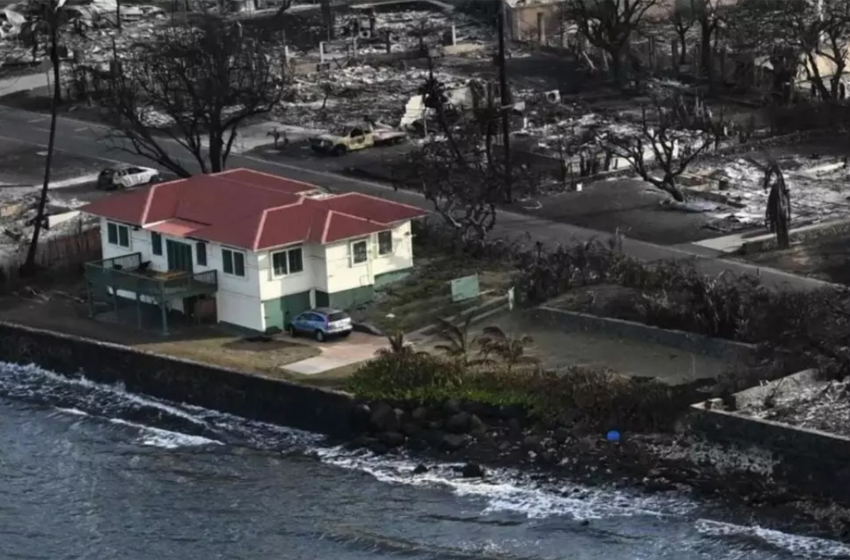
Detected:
left=375, top=331, right=426, bottom=357
left=433, top=316, right=474, bottom=363
left=20, top=0, right=71, bottom=276
left=476, top=325, right=539, bottom=372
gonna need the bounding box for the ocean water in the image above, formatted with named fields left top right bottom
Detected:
left=1, top=361, right=848, bottom=560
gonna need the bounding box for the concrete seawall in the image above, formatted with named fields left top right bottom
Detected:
left=690, top=370, right=850, bottom=504
left=0, top=322, right=356, bottom=438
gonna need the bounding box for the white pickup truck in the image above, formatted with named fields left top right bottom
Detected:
left=309, top=122, right=407, bottom=156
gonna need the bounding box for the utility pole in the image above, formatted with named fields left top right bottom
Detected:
left=116, top=0, right=121, bottom=32
left=497, top=0, right=513, bottom=203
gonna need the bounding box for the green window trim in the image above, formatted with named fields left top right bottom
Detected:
left=151, top=232, right=162, bottom=256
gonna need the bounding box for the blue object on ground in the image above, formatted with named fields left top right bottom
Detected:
left=606, top=430, right=621, bottom=442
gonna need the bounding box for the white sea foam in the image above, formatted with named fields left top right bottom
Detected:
left=696, top=519, right=850, bottom=559
left=315, top=446, right=695, bottom=521
left=108, top=418, right=223, bottom=449
left=54, top=407, right=90, bottom=417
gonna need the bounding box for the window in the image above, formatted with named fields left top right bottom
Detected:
left=288, top=248, right=304, bottom=274
left=377, top=231, right=392, bottom=256
left=151, top=232, right=162, bottom=256
left=196, top=242, right=207, bottom=266
left=271, top=247, right=304, bottom=277
left=106, top=222, right=130, bottom=248
left=351, top=239, right=368, bottom=265
left=222, top=248, right=245, bottom=277
left=272, top=251, right=288, bottom=276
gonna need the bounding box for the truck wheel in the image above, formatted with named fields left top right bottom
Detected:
left=331, top=145, right=347, bottom=157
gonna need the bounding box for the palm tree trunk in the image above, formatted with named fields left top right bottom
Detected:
left=22, top=16, right=60, bottom=276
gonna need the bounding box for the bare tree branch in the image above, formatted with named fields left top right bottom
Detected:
left=599, top=89, right=720, bottom=201
left=561, top=0, right=659, bottom=87
left=100, top=14, right=288, bottom=175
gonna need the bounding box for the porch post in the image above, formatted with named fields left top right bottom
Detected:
left=160, top=283, right=169, bottom=336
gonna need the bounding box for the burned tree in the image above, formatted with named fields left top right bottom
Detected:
left=762, top=159, right=791, bottom=249
left=18, top=0, right=78, bottom=275
left=693, top=0, right=722, bottom=86
left=102, top=15, right=287, bottom=177
left=669, top=0, right=696, bottom=66
left=729, top=0, right=850, bottom=102
left=600, top=91, right=720, bottom=201
left=561, top=0, right=658, bottom=87
left=402, top=74, right=535, bottom=245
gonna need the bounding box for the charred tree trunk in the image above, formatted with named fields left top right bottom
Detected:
left=23, top=16, right=61, bottom=276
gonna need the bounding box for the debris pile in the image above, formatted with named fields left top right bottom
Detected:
left=322, top=8, right=493, bottom=56
left=0, top=190, right=94, bottom=261
left=280, top=62, right=473, bottom=130
left=691, top=155, right=850, bottom=230
left=0, top=0, right=168, bottom=67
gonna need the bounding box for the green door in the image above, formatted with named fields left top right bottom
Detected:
left=166, top=240, right=193, bottom=273
left=263, top=291, right=312, bottom=331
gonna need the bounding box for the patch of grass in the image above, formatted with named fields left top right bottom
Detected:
left=357, top=255, right=513, bottom=333
left=136, top=332, right=320, bottom=379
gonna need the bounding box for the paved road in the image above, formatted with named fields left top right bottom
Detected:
left=0, top=104, right=835, bottom=292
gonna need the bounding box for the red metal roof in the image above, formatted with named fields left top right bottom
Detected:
left=81, top=168, right=428, bottom=251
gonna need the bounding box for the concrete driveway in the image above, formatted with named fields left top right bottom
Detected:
left=282, top=331, right=387, bottom=375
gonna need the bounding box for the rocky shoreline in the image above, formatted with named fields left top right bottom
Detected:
left=341, top=397, right=850, bottom=540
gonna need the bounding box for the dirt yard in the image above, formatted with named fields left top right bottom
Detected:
left=0, top=282, right=321, bottom=380
left=740, top=230, right=850, bottom=285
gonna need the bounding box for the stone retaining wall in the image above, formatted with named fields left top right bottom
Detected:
left=0, top=322, right=356, bottom=438
left=532, top=306, right=755, bottom=362
left=689, top=386, right=850, bottom=504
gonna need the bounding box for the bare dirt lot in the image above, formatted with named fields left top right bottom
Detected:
left=446, top=309, right=729, bottom=385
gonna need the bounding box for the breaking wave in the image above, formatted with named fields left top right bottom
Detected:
left=696, top=519, right=850, bottom=559
left=2, top=361, right=850, bottom=559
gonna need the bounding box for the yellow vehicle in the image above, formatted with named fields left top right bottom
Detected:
left=309, top=122, right=406, bottom=156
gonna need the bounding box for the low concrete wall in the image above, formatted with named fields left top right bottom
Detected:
left=739, top=218, right=850, bottom=254
left=532, top=306, right=755, bottom=362
left=0, top=322, right=356, bottom=438
left=690, top=375, right=850, bottom=504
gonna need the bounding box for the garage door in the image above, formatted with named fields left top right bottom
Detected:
left=263, top=291, right=312, bottom=331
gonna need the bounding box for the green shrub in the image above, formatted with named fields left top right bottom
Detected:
left=348, top=355, right=680, bottom=432
left=347, top=353, right=465, bottom=401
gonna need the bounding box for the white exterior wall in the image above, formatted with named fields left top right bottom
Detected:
left=96, top=217, right=417, bottom=329
left=324, top=222, right=414, bottom=294
left=257, top=243, right=323, bottom=300
left=98, top=217, right=265, bottom=332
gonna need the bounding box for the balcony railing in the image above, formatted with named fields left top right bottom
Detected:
left=85, top=252, right=218, bottom=298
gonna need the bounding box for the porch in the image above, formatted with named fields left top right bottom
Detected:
left=84, top=252, right=218, bottom=335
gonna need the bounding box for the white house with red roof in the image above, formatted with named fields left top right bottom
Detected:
left=80, top=168, right=428, bottom=334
